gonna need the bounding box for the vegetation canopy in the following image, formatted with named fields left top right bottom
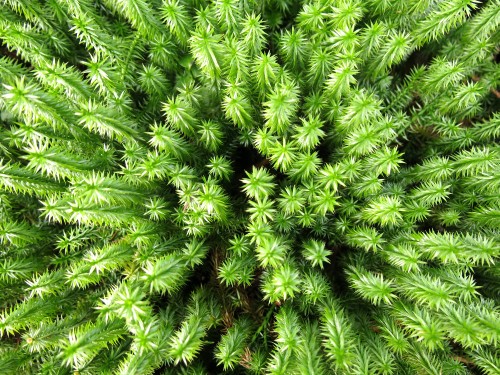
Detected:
left=0, top=0, right=499, bottom=374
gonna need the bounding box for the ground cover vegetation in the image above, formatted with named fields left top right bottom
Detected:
left=0, top=0, right=499, bottom=374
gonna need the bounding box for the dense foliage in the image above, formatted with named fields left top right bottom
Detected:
left=0, top=0, right=499, bottom=374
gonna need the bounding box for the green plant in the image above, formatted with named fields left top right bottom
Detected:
left=0, top=0, right=499, bottom=374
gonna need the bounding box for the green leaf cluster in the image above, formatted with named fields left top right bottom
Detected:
left=0, top=0, right=499, bottom=374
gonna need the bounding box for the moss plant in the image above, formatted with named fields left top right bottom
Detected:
left=0, top=0, right=499, bottom=374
